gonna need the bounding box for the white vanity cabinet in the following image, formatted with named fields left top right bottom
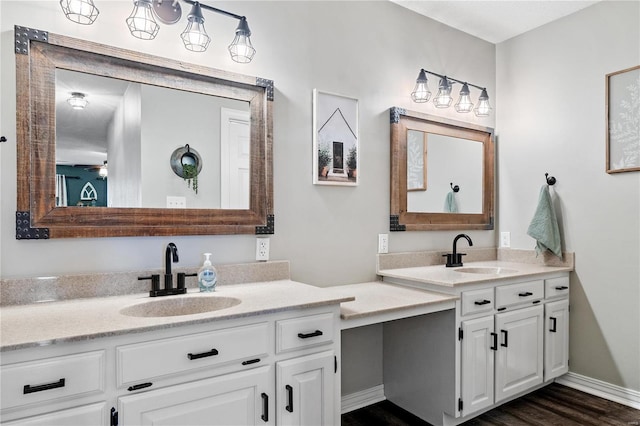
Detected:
left=0, top=305, right=342, bottom=426
left=458, top=275, right=569, bottom=420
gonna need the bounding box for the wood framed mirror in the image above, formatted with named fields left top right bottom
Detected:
left=390, top=107, right=494, bottom=231
left=14, top=26, right=273, bottom=239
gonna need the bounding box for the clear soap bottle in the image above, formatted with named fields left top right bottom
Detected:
left=198, top=253, right=217, bottom=292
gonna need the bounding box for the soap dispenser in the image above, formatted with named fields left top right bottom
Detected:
left=198, top=253, right=217, bottom=292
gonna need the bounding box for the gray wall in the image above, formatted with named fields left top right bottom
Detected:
left=496, top=1, right=640, bottom=391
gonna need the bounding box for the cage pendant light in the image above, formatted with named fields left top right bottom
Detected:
left=228, top=17, right=255, bottom=63
left=181, top=2, right=211, bottom=52
left=433, top=77, right=453, bottom=108
left=474, top=89, right=492, bottom=117
left=411, top=69, right=431, bottom=103
left=127, top=0, right=160, bottom=40
left=60, top=0, right=100, bottom=25
left=454, top=83, right=474, bottom=113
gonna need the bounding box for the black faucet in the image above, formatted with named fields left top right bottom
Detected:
left=443, top=234, right=473, bottom=267
left=138, top=242, right=189, bottom=297
left=164, top=242, right=179, bottom=290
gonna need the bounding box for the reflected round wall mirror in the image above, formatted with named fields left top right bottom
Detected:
left=14, top=26, right=273, bottom=239
left=390, top=107, right=494, bottom=231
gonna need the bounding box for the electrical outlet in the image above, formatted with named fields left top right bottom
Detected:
left=256, top=237, right=270, bottom=261
left=500, top=231, right=511, bottom=248
left=166, top=196, right=186, bottom=209
left=378, top=234, right=389, bottom=254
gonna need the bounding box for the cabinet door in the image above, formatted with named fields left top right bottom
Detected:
left=545, top=299, right=569, bottom=381
left=119, top=366, right=273, bottom=425
left=495, top=305, right=543, bottom=403
left=461, top=316, right=495, bottom=417
left=1, top=403, right=106, bottom=426
left=276, top=350, right=334, bottom=426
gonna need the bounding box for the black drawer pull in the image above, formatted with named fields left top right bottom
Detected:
left=128, top=382, right=152, bottom=392
left=24, top=378, right=65, bottom=394
left=550, top=317, right=557, bottom=333
left=518, top=292, right=533, bottom=297
left=555, top=286, right=568, bottom=290
left=501, top=330, right=508, bottom=348
left=261, top=393, right=269, bottom=422
left=187, top=348, right=219, bottom=360
left=474, top=299, right=491, bottom=306
left=298, top=330, right=323, bottom=339
left=242, top=358, right=261, bottom=366
left=490, top=332, right=498, bottom=351
left=285, top=384, right=293, bottom=412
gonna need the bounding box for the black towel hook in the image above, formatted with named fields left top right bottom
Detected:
left=545, top=173, right=556, bottom=186
left=450, top=182, right=460, bottom=192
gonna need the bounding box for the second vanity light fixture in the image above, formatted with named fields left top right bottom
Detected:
left=411, top=69, right=492, bottom=117
left=59, top=0, right=255, bottom=63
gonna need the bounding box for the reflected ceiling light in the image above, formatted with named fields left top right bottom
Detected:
left=127, top=0, right=160, bottom=40
left=67, top=92, right=88, bottom=110
left=59, top=0, right=99, bottom=25
left=62, top=0, right=256, bottom=63
left=410, top=68, right=492, bottom=117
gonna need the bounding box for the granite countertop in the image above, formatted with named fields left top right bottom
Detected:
left=378, top=260, right=573, bottom=287
left=0, top=280, right=354, bottom=352
left=328, top=282, right=458, bottom=320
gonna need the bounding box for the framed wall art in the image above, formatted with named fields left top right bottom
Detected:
left=313, top=89, right=359, bottom=186
left=606, top=65, right=640, bottom=173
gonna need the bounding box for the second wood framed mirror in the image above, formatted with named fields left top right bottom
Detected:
left=390, top=107, right=494, bottom=231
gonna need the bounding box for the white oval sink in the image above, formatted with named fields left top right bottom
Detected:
left=120, top=296, right=241, bottom=318
left=454, top=267, right=518, bottom=275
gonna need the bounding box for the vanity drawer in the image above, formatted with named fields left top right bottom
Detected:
left=0, top=351, right=106, bottom=410
left=545, top=276, right=570, bottom=299
left=495, top=280, right=544, bottom=308
left=461, top=288, right=495, bottom=316
left=276, top=312, right=334, bottom=353
left=117, top=322, right=269, bottom=386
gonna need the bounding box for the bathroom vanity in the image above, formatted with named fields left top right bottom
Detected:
left=0, top=280, right=352, bottom=426
left=373, top=259, right=571, bottom=425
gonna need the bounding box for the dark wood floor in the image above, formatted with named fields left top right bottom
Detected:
left=342, top=383, right=640, bottom=426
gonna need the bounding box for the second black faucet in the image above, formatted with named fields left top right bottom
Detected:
left=443, top=234, right=473, bottom=267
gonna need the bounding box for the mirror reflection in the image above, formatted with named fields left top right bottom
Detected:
left=55, top=69, right=250, bottom=209
left=406, top=131, right=483, bottom=214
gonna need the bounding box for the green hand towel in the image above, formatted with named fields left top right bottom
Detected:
left=444, top=191, right=458, bottom=213
left=526, top=185, right=562, bottom=258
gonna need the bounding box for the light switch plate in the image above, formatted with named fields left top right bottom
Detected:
left=166, top=196, right=186, bottom=209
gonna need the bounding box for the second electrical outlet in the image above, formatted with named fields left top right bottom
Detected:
left=256, top=237, right=270, bottom=261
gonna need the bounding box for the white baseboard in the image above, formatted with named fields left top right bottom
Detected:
left=555, top=372, right=640, bottom=410
left=341, top=385, right=386, bottom=414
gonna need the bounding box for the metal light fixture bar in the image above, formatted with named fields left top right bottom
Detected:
left=60, top=0, right=256, bottom=63
left=411, top=68, right=492, bottom=117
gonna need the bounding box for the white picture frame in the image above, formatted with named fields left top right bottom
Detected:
left=312, top=89, right=359, bottom=186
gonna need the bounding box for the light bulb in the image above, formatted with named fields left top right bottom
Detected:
left=454, top=83, right=474, bottom=113
left=411, top=70, right=431, bottom=103
left=126, top=0, right=160, bottom=40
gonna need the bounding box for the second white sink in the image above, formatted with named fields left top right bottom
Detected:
left=454, top=266, right=518, bottom=275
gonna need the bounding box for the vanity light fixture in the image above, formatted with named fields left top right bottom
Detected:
left=411, top=68, right=492, bottom=117
left=67, top=92, right=88, bottom=110
left=61, top=0, right=255, bottom=63
left=59, top=0, right=100, bottom=25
